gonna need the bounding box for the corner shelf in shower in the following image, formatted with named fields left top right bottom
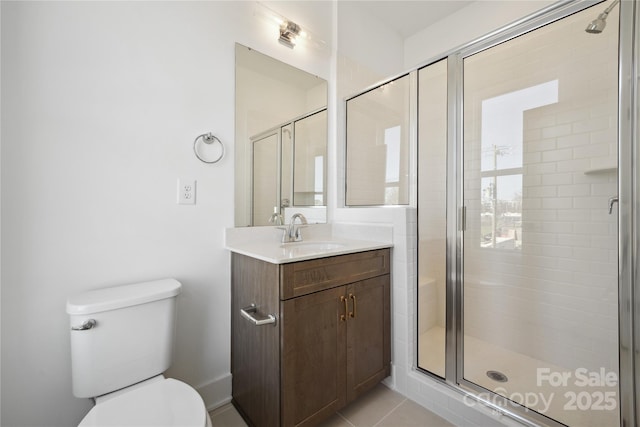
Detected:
left=584, top=166, right=617, bottom=175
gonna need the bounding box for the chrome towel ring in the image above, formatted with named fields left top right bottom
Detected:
left=193, top=132, right=224, bottom=164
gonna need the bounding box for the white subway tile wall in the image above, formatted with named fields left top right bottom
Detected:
left=461, top=2, right=619, bottom=376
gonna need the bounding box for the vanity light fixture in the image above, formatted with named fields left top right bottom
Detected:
left=279, top=20, right=302, bottom=49
left=253, top=2, right=324, bottom=50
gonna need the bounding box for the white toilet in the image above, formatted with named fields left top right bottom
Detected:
left=66, top=278, right=213, bottom=427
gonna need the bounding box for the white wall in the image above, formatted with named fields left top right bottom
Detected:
left=337, top=1, right=405, bottom=89
left=404, top=1, right=555, bottom=69
left=0, top=2, right=331, bottom=426
left=462, top=5, right=619, bottom=372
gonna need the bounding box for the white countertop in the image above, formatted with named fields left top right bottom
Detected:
left=226, top=238, right=392, bottom=264
left=225, top=224, right=393, bottom=264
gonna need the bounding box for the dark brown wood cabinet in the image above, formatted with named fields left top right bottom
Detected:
left=231, top=248, right=391, bottom=427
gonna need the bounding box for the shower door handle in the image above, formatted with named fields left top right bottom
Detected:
left=458, top=206, right=467, bottom=231
left=608, top=196, right=619, bottom=214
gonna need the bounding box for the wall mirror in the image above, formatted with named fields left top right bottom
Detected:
left=235, top=44, right=328, bottom=227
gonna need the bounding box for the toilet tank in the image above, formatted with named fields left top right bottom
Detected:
left=67, top=279, right=182, bottom=398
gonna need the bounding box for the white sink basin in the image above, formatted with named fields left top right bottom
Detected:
left=279, top=241, right=346, bottom=255
left=281, top=241, right=345, bottom=249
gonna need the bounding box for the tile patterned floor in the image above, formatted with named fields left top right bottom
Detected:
left=209, top=383, right=454, bottom=427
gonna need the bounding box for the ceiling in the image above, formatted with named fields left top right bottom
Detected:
left=349, top=1, right=474, bottom=39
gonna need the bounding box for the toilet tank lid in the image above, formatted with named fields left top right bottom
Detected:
left=66, top=279, right=182, bottom=315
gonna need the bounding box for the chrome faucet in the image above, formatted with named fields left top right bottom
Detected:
left=268, top=212, right=283, bottom=225
left=268, top=207, right=283, bottom=225
left=281, top=213, right=308, bottom=243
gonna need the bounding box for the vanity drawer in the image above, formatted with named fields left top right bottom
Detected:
left=279, top=249, right=390, bottom=300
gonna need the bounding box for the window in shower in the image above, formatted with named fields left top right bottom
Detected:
left=480, top=81, right=558, bottom=250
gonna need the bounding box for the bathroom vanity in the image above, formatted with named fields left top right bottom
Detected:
left=228, top=238, right=391, bottom=427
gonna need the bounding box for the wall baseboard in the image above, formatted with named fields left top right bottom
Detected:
left=197, top=373, right=232, bottom=411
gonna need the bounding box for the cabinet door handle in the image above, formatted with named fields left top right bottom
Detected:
left=240, top=304, right=277, bottom=326
left=349, top=293, right=356, bottom=319
left=340, top=296, right=347, bottom=322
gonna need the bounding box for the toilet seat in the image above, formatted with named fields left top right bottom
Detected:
left=78, top=378, right=207, bottom=427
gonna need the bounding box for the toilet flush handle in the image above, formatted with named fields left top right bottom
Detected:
left=71, top=319, right=97, bottom=331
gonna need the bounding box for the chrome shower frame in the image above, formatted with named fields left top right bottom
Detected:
left=447, top=1, right=628, bottom=425
left=446, top=1, right=638, bottom=425
left=610, top=0, right=638, bottom=425
left=437, top=0, right=636, bottom=426
left=620, top=1, right=639, bottom=424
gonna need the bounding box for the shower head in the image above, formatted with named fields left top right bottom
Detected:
left=585, top=12, right=609, bottom=33
left=585, top=0, right=619, bottom=34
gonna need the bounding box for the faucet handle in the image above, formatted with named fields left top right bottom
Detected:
left=269, top=215, right=283, bottom=225
left=276, top=226, right=289, bottom=243
left=268, top=207, right=283, bottom=225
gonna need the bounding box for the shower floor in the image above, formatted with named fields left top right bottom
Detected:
left=419, top=326, right=618, bottom=427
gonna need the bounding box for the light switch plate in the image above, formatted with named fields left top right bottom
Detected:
left=177, top=179, right=196, bottom=205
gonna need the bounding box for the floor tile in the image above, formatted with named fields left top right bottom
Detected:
left=210, top=385, right=453, bottom=427
left=209, top=404, right=248, bottom=427
left=376, top=399, right=455, bottom=427
left=337, top=384, right=406, bottom=426
left=318, top=412, right=354, bottom=427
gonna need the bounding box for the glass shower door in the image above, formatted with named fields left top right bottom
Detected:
left=461, top=2, right=620, bottom=425
left=252, top=131, right=280, bottom=226
left=417, top=59, right=448, bottom=378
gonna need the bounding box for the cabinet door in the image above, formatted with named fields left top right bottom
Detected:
left=281, top=286, right=347, bottom=427
left=231, top=254, right=280, bottom=427
left=346, top=275, right=391, bottom=403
